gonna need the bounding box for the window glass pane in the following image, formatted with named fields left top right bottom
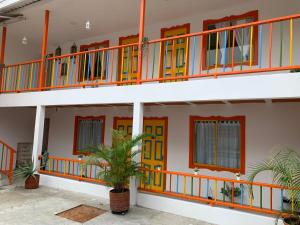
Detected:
left=194, top=120, right=241, bottom=170
left=77, top=119, right=103, bottom=151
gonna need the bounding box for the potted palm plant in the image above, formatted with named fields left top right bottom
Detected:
left=248, top=149, right=300, bottom=225
left=84, top=130, right=148, bottom=214
left=13, top=160, right=40, bottom=189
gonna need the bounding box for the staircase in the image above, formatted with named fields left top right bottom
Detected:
left=0, top=140, right=16, bottom=185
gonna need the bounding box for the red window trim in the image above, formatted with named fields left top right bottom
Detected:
left=189, top=116, right=246, bottom=174
left=160, top=23, right=190, bottom=79
left=202, top=10, right=259, bottom=70
left=73, top=115, right=106, bottom=155
left=117, top=34, right=139, bottom=82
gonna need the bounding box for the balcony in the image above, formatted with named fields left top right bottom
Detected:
left=1, top=12, right=300, bottom=94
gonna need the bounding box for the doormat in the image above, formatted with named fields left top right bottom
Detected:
left=56, top=204, right=107, bottom=223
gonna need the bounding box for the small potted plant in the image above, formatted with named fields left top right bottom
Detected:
left=13, top=160, right=40, bottom=189
left=248, top=149, right=300, bottom=225
left=84, top=130, right=149, bottom=214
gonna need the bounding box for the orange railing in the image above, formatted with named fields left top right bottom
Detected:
left=1, top=13, right=300, bottom=93
left=139, top=168, right=295, bottom=216
left=0, top=140, right=16, bottom=184
left=38, top=155, right=108, bottom=185
left=142, top=13, right=300, bottom=83
left=41, top=43, right=139, bottom=90
left=0, top=60, right=42, bottom=93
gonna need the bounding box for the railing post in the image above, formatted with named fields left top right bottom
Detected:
left=0, top=26, right=7, bottom=92
left=39, top=10, right=50, bottom=91
left=8, top=150, right=14, bottom=184
left=137, top=0, right=146, bottom=84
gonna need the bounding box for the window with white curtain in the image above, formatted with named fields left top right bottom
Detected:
left=203, top=10, right=258, bottom=67
left=190, top=116, right=245, bottom=173
left=73, top=116, right=105, bottom=154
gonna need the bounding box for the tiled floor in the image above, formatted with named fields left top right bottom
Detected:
left=0, top=186, right=214, bottom=225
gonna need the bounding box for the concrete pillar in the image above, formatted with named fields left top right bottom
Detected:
left=32, top=105, right=45, bottom=170
left=130, top=102, right=144, bottom=205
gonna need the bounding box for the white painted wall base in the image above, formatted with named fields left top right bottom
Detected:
left=39, top=174, right=111, bottom=200
left=137, top=192, right=283, bottom=225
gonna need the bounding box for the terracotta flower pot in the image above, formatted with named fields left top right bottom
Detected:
left=109, top=189, right=129, bottom=214
left=25, top=174, right=40, bottom=189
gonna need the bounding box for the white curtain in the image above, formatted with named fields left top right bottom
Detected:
left=194, top=120, right=241, bottom=169
left=195, top=121, right=215, bottom=165
left=233, top=18, right=253, bottom=62
left=78, top=119, right=103, bottom=151
left=217, top=121, right=240, bottom=169
left=215, top=21, right=230, bottom=65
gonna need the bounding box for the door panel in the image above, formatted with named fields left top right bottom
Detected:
left=161, top=24, right=190, bottom=82
left=114, top=117, right=167, bottom=192
left=118, top=35, right=139, bottom=82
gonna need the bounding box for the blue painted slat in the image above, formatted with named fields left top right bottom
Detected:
left=192, top=36, right=196, bottom=75
left=164, top=41, right=169, bottom=78
left=241, top=184, right=244, bottom=205
left=55, top=60, right=59, bottom=86
left=176, top=175, right=179, bottom=193
left=206, top=179, right=209, bottom=198
left=69, top=57, right=75, bottom=84
left=223, top=30, right=228, bottom=72
left=281, top=189, right=284, bottom=211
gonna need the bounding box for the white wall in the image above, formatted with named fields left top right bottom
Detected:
left=0, top=107, right=35, bottom=149
left=45, top=102, right=300, bottom=210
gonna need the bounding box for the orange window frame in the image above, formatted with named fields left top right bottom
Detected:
left=160, top=23, right=190, bottom=79
left=189, top=116, right=245, bottom=174
left=73, top=115, right=106, bottom=155
left=79, top=40, right=110, bottom=81
left=117, top=34, right=139, bottom=82
left=202, top=10, right=259, bottom=70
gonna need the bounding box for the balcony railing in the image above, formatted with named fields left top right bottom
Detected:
left=1, top=13, right=300, bottom=93
left=0, top=140, right=16, bottom=184
left=38, top=154, right=297, bottom=217
left=139, top=168, right=296, bottom=216
left=38, top=155, right=107, bottom=185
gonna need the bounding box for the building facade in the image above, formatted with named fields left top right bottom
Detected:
left=0, top=0, right=300, bottom=224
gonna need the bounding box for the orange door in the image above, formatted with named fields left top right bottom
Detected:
left=114, top=117, right=168, bottom=192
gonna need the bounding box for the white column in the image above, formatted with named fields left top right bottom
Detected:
left=130, top=102, right=144, bottom=205
left=32, top=105, right=45, bottom=171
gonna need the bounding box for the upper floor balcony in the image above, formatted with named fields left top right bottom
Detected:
left=0, top=0, right=300, bottom=95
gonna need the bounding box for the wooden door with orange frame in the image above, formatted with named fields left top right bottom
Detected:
left=160, top=24, right=190, bottom=82
left=113, top=117, right=168, bottom=192
left=118, top=35, right=139, bottom=83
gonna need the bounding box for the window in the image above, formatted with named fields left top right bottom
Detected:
left=189, top=116, right=245, bottom=173
left=73, top=116, right=105, bottom=155
left=202, top=10, right=258, bottom=68
left=79, top=40, right=109, bottom=81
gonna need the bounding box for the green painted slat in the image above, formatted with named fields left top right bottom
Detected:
left=152, top=43, right=156, bottom=79
left=260, top=186, right=263, bottom=208
left=191, top=177, right=194, bottom=196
